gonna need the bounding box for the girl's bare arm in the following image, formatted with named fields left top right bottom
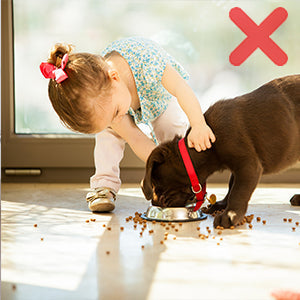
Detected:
left=111, top=114, right=156, bottom=162
left=161, top=63, right=215, bottom=151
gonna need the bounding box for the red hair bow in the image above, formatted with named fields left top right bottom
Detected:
left=40, top=54, right=69, bottom=83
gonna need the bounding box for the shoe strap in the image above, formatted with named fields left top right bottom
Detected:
left=86, top=188, right=116, bottom=203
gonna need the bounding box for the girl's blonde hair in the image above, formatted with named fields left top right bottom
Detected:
left=46, top=43, right=111, bottom=133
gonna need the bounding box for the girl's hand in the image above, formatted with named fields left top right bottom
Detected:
left=187, top=124, right=216, bottom=152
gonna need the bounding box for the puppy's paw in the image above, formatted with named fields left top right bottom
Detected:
left=204, top=199, right=227, bottom=214
left=290, top=194, right=300, bottom=206
left=213, top=210, right=243, bottom=228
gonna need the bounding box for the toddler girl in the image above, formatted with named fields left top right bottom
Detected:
left=40, top=37, right=215, bottom=212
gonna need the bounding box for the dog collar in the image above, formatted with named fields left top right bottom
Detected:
left=178, top=138, right=206, bottom=211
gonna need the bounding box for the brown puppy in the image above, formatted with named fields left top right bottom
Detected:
left=142, top=74, right=300, bottom=228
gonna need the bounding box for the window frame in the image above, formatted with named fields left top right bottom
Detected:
left=1, top=0, right=143, bottom=182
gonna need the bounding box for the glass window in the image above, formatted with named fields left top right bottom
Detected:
left=13, top=0, right=300, bottom=135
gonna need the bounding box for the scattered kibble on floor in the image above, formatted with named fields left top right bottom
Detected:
left=95, top=210, right=300, bottom=258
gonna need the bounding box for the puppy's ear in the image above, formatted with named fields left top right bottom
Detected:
left=141, top=148, right=165, bottom=200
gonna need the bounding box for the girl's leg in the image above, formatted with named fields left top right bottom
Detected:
left=90, top=127, right=126, bottom=192
left=88, top=128, right=125, bottom=212
left=152, top=97, right=189, bottom=143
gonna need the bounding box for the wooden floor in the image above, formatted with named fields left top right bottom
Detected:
left=2, top=183, right=300, bottom=300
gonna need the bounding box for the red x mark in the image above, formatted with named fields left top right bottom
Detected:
left=229, top=7, right=288, bottom=66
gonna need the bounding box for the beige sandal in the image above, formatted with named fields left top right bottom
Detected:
left=86, top=187, right=116, bottom=212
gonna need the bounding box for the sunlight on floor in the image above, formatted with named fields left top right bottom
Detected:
left=2, top=200, right=111, bottom=292
left=1, top=183, right=300, bottom=300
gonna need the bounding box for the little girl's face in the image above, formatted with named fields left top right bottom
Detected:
left=110, top=79, right=132, bottom=125
left=93, top=78, right=131, bottom=133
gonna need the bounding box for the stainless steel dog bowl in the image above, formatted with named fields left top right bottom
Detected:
left=141, top=204, right=207, bottom=222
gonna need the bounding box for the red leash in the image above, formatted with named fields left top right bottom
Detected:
left=178, top=138, right=206, bottom=211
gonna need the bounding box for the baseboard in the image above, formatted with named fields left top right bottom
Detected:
left=1, top=167, right=299, bottom=184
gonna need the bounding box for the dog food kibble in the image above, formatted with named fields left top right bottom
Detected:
left=102, top=224, right=106, bottom=227
left=292, top=227, right=296, bottom=231
left=296, top=222, right=299, bottom=226
left=230, top=226, right=235, bottom=229
left=179, top=223, right=183, bottom=226
left=41, top=238, right=44, bottom=241
left=288, top=218, right=292, bottom=223
left=283, top=218, right=287, bottom=222
left=106, top=251, right=110, bottom=255
left=134, top=224, right=137, bottom=229
left=256, top=217, right=261, bottom=222
left=217, top=243, right=220, bottom=245
left=141, top=245, right=145, bottom=249
left=209, top=194, right=217, bottom=205
left=249, top=224, right=253, bottom=229
left=90, top=218, right=96, bottom=222
left=120, top=227, right=124, bottom=231
left=197, top=227, right=200, bottom=231
left=86, top=220, right=89, bottom=223
left=262, top=220, right=266, bottom=225
left=245, top=214, right=254, bottom=223
left=160, top=240, right=164, bottom=244
left=107, top=227, right=111, bottom=231
left=173, top=237, right=176, bottom=240
left=34, top=224, right=38, bottom=227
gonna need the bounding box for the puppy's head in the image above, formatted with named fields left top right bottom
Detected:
left=141, top=136, right=197, bottom=207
